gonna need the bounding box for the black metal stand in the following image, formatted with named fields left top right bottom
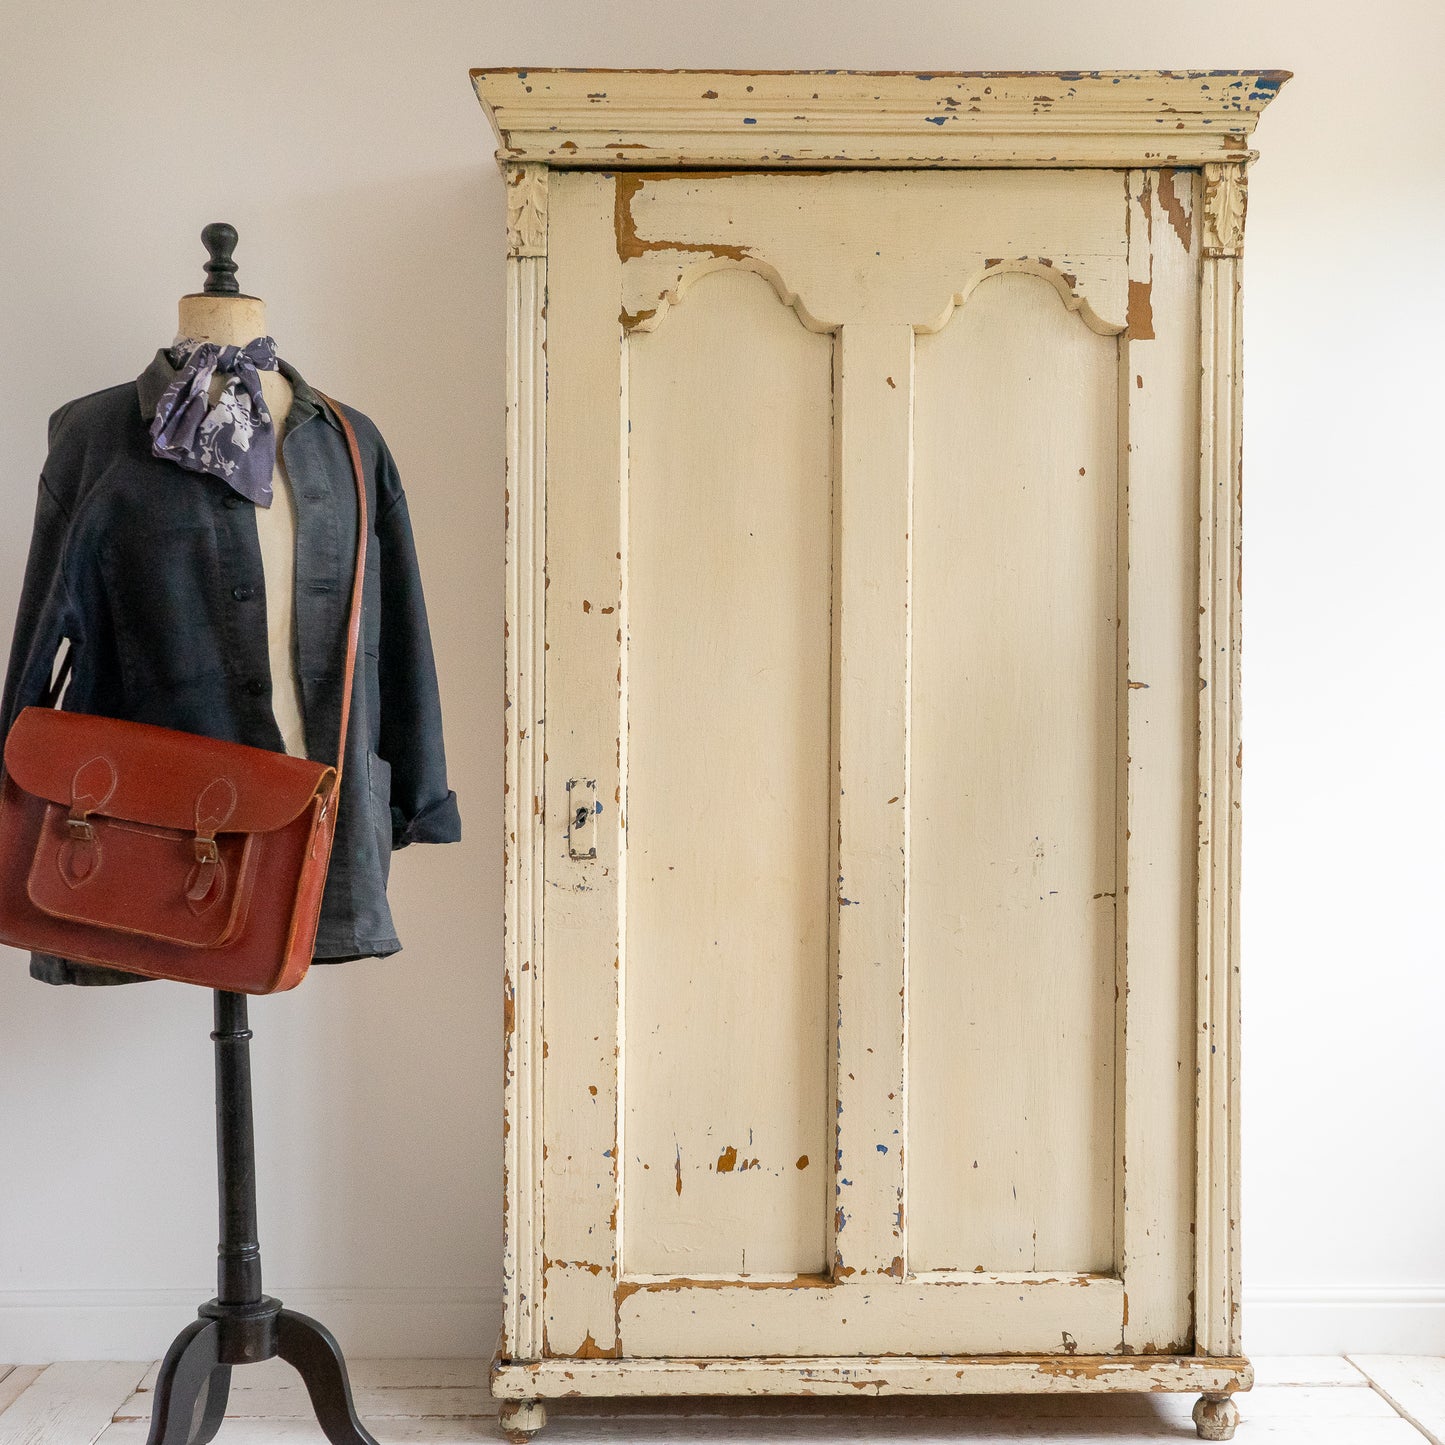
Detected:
left=145, top=992, right=379, bottom=1445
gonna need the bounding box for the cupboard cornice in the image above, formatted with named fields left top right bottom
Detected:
left=471, top=68, right=1290, bottom=171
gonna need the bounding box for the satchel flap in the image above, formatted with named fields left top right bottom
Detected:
left=3, top=707, right=334, bottom=835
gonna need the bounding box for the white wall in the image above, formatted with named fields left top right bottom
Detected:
left=0, top=0, right=1440, bottom=1362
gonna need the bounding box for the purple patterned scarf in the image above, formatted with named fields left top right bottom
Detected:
left=149, top=336, right=280, bottom=506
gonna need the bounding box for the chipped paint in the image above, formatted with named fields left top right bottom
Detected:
left=493, top=1353, right=1254, bottom=1399
left=614, top=173, right=752, bottom=265
left=1127, top=278, right=1155, bottom=340
left=570, top=1330, right=617, bottom=1360
left=1157, top=167, right=1192, bottom=250
left=475, top=69, right=1290, bottom=171
left=616, top=1273, right=833, bottom=1303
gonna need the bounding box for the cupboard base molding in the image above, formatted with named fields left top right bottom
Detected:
left=490, top=1354, right=1253, bottom=1400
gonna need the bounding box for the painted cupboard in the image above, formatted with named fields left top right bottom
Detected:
left=473, top=68, right=1288, bottom=1442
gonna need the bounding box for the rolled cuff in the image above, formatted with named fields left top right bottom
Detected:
left=391, top=789, right=462, bottom=849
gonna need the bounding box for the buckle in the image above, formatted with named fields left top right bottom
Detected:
left=193, top=835, right=219, bottom=865
left=66, top=816, right=95, bottom=843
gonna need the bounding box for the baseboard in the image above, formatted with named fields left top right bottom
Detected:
left=0, top=1285, right=501, bottom=1363
left=1243, top=1285, right=1445, bottom=1355
left=3, top=1284, right=1440, bottom=1363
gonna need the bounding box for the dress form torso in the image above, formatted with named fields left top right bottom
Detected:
left=174, top=293, right=306, bottom=757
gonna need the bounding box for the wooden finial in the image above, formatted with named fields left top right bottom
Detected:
left=201, top=223, right=240, bottom=296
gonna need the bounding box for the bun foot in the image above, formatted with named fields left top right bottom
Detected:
left=499, top=1398, right=547, bottom=1440
left=1194, top=1392, right=1240, bottom=1440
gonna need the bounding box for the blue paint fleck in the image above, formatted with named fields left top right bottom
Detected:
left=924, top=115, right=948, bottom=126
left=743, top=117, right=757, bottom=125
left=876, top=1144, right=888, bottom=1154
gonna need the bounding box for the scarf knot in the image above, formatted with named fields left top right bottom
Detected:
left=150, top=335, right=280, bottom=506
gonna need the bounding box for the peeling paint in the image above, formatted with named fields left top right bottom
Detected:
left=614, top=173, right=752, bottom=266
left=620, top=304, right=657, bottom=331
left=1157, top=167, right=1193, bottom=250
left=1127, top=279, right=1155, bottom=341
left=570, top=1329, right=617, bottom=1359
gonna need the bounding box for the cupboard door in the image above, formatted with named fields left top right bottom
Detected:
left=538, top=167, right=1200, bottom=1359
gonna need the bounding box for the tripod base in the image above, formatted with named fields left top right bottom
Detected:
left=146, top=1296, right=379, bottom=1445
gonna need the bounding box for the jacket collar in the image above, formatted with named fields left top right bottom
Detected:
left=135, top=348, right=341, bottom=433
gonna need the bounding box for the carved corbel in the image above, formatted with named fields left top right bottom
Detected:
left=1201, top=163, right=1247, bottom=259
left=506, top=162, right=548, bottom=258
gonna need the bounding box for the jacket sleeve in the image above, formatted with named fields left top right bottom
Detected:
left=1, top=469, right=79, bottom=740
left=374, top=438, right=462, bottom=849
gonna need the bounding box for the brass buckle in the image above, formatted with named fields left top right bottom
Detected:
left=193, top=835, right=219, bottom=865
left=66, top=816, right=95, bottom=843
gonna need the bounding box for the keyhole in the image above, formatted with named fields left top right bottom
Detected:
left=574, top=806, right=589, bottom=832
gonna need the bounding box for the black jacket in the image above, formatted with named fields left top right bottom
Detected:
left=1, top=350, right=461, bottom=985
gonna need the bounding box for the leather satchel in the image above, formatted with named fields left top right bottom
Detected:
left=0, top=394, right=367, bottom=994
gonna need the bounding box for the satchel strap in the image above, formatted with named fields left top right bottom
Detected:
left=318, top=393, right=369, bottom=786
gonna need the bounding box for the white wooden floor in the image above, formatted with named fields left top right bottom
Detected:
left=1, top=1356, right=1442, bottom=1443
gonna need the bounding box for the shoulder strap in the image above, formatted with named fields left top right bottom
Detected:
left=317, top=393, right=368, bottom=780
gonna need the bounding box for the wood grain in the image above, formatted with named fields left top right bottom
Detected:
left=0, top=1362, right=146, bottom=1445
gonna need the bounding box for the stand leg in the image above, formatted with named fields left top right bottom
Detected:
left=145, top=1319, right=221, bottom=1445
left=499, top=1399, right=548, bottom=1440
left=277, top=1308, right=380, bottom=1445
left=191, top=1365, right=231, bottom=1445
left=1194, top=1392, right=1240, bottom=1440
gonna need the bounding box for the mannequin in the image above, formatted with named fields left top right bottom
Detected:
left=0, top=216, right=459, bottom=1435
left=135, top=227, right=381, bottom=1445
left=173, top=289, right=308, bottom=756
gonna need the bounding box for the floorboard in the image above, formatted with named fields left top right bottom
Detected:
left=98, top=1426, right=497, bottom=1444
left=131, top=1358, right=487, bottom=1393
left=113, top=1385, right=489, bottom=1421
left=0, top=1368, right=44, bottom=1418
left=1250, top=1355, right=1368, bottom=1386
left=0, top=1361, right=147, bottom=1445
left=93, top=1416, right=1433, bottom=1439
left=1351, top=1355, right=1445, bottom=1444
left=0, top=1356, right=1432, bottom=1444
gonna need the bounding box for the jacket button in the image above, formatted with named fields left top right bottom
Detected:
left=244, top=679, right=266, bottom=697
left=232, top=585, right=255, bottom=601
